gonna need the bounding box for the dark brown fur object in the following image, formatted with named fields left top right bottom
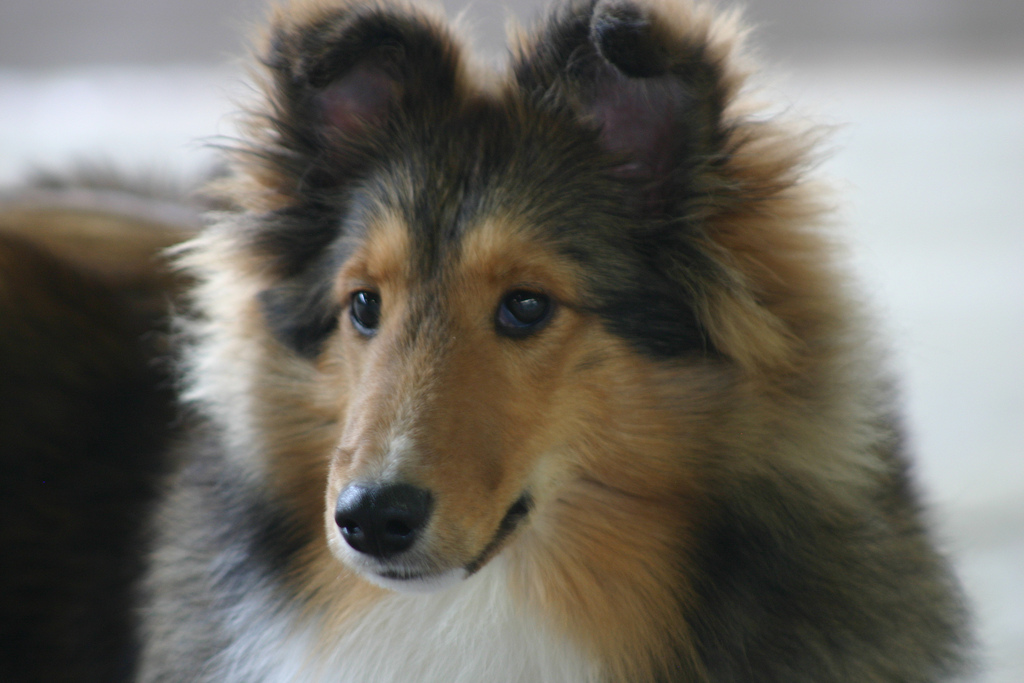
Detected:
left=3, top=1, right=971, bottom=681
left=0, top=191, right=193, bottom=681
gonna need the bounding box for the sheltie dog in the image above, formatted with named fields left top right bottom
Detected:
left=1, top=0, right=971, bottom=680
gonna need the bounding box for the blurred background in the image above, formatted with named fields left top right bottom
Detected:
left=2, top=0, right=1022, bottom=679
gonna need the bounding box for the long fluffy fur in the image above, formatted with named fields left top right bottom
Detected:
left=1, top=1, right=970, bottom=681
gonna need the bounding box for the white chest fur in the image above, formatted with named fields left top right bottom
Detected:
left=214, top=559, right=600, bottom=683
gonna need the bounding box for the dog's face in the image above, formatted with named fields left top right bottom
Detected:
left=204, top=0, right=824, bottom=593
left=307, top=87, right=711, bottom=591
left=324, top=204, right=602, bottom=590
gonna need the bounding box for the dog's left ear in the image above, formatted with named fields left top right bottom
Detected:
left=512, top=0, right=730, bottom=209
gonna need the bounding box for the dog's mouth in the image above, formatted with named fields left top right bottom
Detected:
left=369, top=566, right=468, bottom=593
left=361, top=492, right=534, bottom=591
left=464, top=492, right=533, bottom=575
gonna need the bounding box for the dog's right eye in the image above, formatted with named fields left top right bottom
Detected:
left=350, top=291, right=381, bottom=336
left=496, top=290, right=553, bottom=338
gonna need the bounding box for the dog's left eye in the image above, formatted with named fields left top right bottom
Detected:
left=496, top=291, right=552, bottom=337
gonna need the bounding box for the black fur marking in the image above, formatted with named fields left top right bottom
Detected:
left=255, top=196, right=385, bottom=357
left=230, top=483, right=313, bottom=595
left=258, top=240, right=350, bottom=357
left=259, top=281, right=340, bottom=358
left=592, top=279, right=708, bottom=356
left=590, top=2, right=669, bottom=78
left=249, top=203, right=347, bottom=278
left=687, top=470, right=970, bottom=681
left=169, top=427, right=314, bottom=596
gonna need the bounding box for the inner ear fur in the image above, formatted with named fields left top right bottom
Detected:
left=511, top=0, right=830, bottom=373
left=239, top=0, right=468, bottom=202
left=512, top=0, right=730, bottom=193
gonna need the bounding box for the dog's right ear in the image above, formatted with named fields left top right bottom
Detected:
left=241, top=2, right=465, bottom=201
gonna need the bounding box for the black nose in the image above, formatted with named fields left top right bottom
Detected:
left=334, top=483, right=433, bottom=558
